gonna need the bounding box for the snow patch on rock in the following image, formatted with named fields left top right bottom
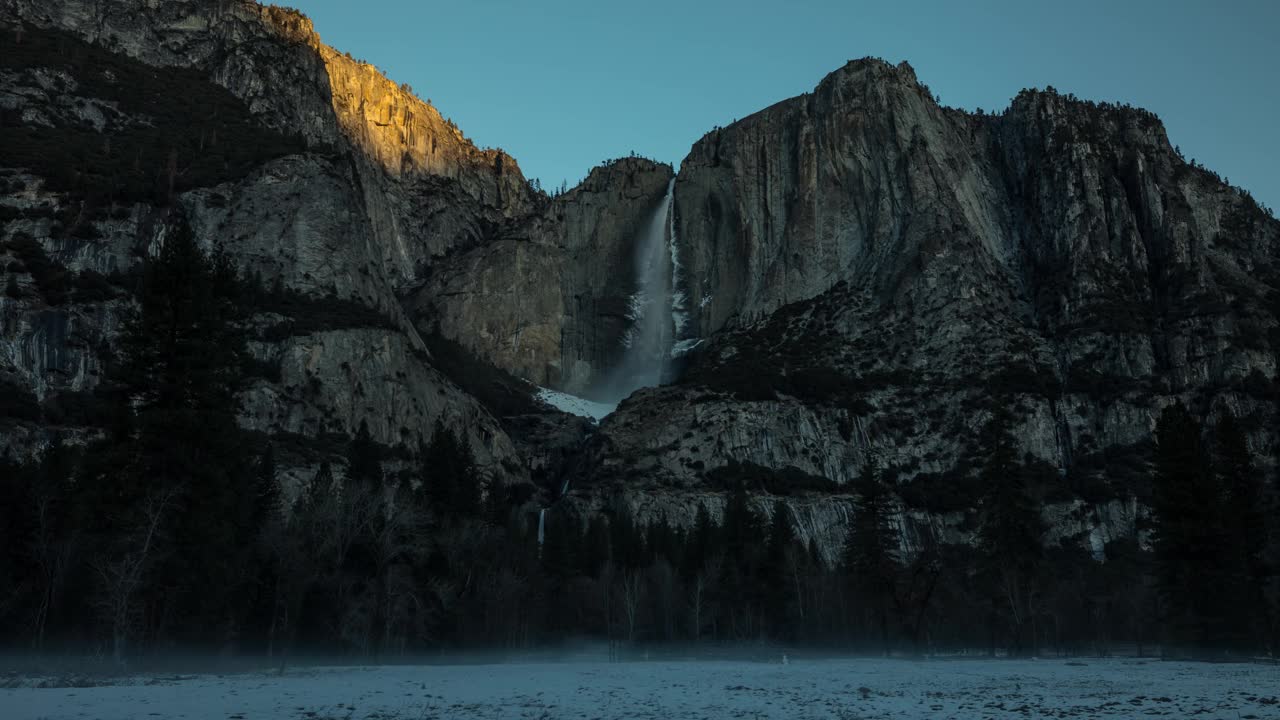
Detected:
left=537, top=387, right=617, bottom=423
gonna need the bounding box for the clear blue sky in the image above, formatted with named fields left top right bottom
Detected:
left=288, top=0, right=1278, bottom=209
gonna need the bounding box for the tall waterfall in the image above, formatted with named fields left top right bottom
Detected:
left=598, top=178, right=677, bottom=404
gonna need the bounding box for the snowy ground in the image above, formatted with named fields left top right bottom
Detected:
left=4, top=657, right=1278, bottom=720
left=536, top=387, right=617, bottom=423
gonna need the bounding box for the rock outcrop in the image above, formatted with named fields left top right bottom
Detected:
left=414, top=158, right=674, bottom=393
left=3, top=4, right=1277, bottom=562
left=565, top=59, right=1280, bottom=554
left=0, top=0, right=544, bottom=485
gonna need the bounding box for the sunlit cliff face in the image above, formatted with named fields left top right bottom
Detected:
left=256, top=4, right=533, bottom=209
left=315, top=45, right=530, bottom=209
left=314, top=47, right=514, bottom=188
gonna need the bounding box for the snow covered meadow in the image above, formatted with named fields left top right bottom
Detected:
left=4, top=656, right=1278, bottom=720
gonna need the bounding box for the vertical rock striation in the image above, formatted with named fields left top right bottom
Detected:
left=3, top=4, right=1277, bottom=560
left=413, top=158, right=674, bottom=394
left=569, top=58, right=1280, bottom=555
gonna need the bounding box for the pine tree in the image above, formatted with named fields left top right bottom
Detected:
left=581, top=515, right=611, bottom=578
left=79, top=211, right=258, bottom=651
left=646, top=515, right=677, bottom=566
left=1150, top=402, right=1224, bottom=651
left=256, top=443, right=279, bottom=521
left=541, top=508, right=579, bottom=581
left=1212, top=411, right=1268, bottom=646
left=451, top=435, right=481, bottom=516
left=720, top=483, right=763, bottom=639
left=3, top=440, right=79, bottom=649
left=842, top=455, right=898, bottom=653
left=421, top=420, right=457, bottom=514
left=346, top=420, right=382, bottom=487
left=0, top=451, right=24, bottom=640
left=421, top=420, right=480, bottom=518
left=764, top=502, right=798, bottom=638
left=681, top=503, right=718, bottom=580
left=609, top=506, right=644, bottom=571
left=976, top=398, right=1044, bottom=656
left=722, top=484, right=761, bottom=562
left=482, top=477, right=510, bottom=528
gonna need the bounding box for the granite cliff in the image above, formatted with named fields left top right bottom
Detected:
left=2, top=1, right=1277, bottom=561
left=562, top=59, right=1279, bottom=559
left=1, top=0, right=570, bottom=494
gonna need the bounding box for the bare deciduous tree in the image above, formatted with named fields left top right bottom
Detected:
left=687, top=552, right=723, bottom=643
left=29, top=479, right=77, bottom=651
left=648, top=559, right=676, bottom=642
left=370, top=484, right=427, bottom=658
left=785, top=544, right=808, bottom=625
left=94, top=487, right=174, bottom=665
left=619, top=569, right=644, bottom=644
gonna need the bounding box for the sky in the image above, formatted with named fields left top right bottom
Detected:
left=287, top=0, right=1279, bottom=210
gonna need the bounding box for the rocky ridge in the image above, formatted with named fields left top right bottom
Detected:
left=414, top=158, right=674, bottom=393
left=0, top=0, right=649, bottom=492
left=563, top=59, right=1279, bottom=555
left=3, top=2, right=1278, bottom=560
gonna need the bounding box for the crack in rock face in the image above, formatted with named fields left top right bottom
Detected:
left=2, top=1, right=1278, bottom=566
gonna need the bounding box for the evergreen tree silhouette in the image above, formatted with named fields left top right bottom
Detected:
left=842, top=454, right=898, bottom=653
left=764, top=502, right=798, bottom=638
left=1212, top=411, right=1269, bottom=646
left=1150, top=402, right=1223, bottom=651
left=346, top=420, right=382, bottom=487
left=976, top=398, right=1044, bottom=656
left=80, top=211, right=258, bottom=648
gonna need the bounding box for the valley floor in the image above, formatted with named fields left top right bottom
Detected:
left=3, top=656, right=1277, bottom=719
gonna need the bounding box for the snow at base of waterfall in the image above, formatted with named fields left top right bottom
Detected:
left=4, top=656, right=1277, bottom=720
left=672, top=338, right=704, bottom=356
left=536, top=387, right=617, bottom=422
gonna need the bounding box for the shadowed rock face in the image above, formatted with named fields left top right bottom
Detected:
left=0, top=0, right=547, bottom=486
left=3, top=3, right=1278, bottom=558
left=0, top=0, right=672, bottom=499
left=413, top=159, right=675, bottom=394
left=567, top=58, right=1280, bottom=553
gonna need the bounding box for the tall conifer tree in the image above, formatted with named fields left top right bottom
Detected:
left=1150, top=402, right=1224, bottom=650
left=842, top=455, right=899, bottom=653
left=976, top=398, right=1044, bottom=656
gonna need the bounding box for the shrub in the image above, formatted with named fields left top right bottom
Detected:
left=241, top=355, right=283, bottom=383
left=254, top=287, right=398, bottom=340
left=987, top=360, right=1061, bottom=398
left=40, top=389, right=110, bottom=427
left=1064, top=440, right=1153, bottom=502
left=71, top=269, right=117, bottom=303
left=897, top=458, right=981, bottom=513
left=0, top=25, right=309, bottom=207
left=1064, top=361, right=1142, bottom=400
left=422, top=332, right=541, bottom=418
left=6, top=234, right=70, bottom=305
left=0, top=377, right=41, bottom=422
left=704, top=461, right=840, bottom=496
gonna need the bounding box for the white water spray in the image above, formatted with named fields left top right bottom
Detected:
left=598, top=178, right=677, bottom=403
left=668, top=180, right=689, bottom=338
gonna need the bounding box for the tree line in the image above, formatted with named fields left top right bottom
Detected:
left=0, top=216, right=532, bottom=662
left=1, top=216, right=1278, bottom=661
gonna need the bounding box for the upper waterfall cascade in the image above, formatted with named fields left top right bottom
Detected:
left=596, top=178, right=679, bottom=404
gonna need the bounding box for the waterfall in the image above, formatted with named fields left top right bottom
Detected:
left=669, top=177, right=701, bottom=358
left=537, top=508, right=546, bottom=547
left=668, top=178, right=689, bottom=341
left=598, top=178, right=676, bottom=404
